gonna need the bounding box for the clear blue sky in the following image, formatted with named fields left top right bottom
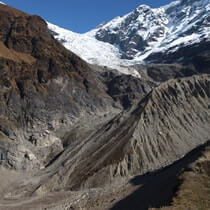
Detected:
left=2, top=0, right=175, bottom=33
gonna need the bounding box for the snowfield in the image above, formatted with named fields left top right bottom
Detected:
left=48, top=23, right=142, bottom=77
left=48, top=0, right=210, bottom=76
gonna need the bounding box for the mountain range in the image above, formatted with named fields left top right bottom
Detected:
left=0, top=0, right=209, bottom=210
left=48, top=0, right=210, bottom=74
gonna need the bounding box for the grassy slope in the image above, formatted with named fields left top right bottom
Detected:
left=158, top=147, right=210, bottom=210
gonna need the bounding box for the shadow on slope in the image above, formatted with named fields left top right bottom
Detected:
left=111, top=141, right=210, bottom=210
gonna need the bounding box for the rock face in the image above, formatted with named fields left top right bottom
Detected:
left=146, top=40, right=210, bottom=64
left=0, top=3, right=117, bottom=171
left=103, top=73, right=156, bottom=109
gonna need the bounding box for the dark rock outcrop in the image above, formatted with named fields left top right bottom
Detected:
left=107, top=75, right=155, bottom=109
left=146, top=40, right=210, bottom=67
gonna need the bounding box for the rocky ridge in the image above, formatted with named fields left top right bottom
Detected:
left=3, top=74, right=209, bottom=199
left=39, top=74, right=210, bottom=191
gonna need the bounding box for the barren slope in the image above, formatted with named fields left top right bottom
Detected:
left=1, top=74, right=208, bottom=199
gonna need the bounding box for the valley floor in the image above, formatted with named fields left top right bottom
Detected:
left=0, top=141, right=209, bottom=210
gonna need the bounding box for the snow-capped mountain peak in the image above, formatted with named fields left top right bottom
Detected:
left=95, top=0, right=209, bottom=60
left=48, top=0, right=210, bottom=75
left=0, top=2, right=6, bottom=5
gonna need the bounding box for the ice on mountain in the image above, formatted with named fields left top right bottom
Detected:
left=48, top=0, right=210, bottom=72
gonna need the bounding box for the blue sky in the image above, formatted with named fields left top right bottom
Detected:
left=2, top=0, right=175, bottom=33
